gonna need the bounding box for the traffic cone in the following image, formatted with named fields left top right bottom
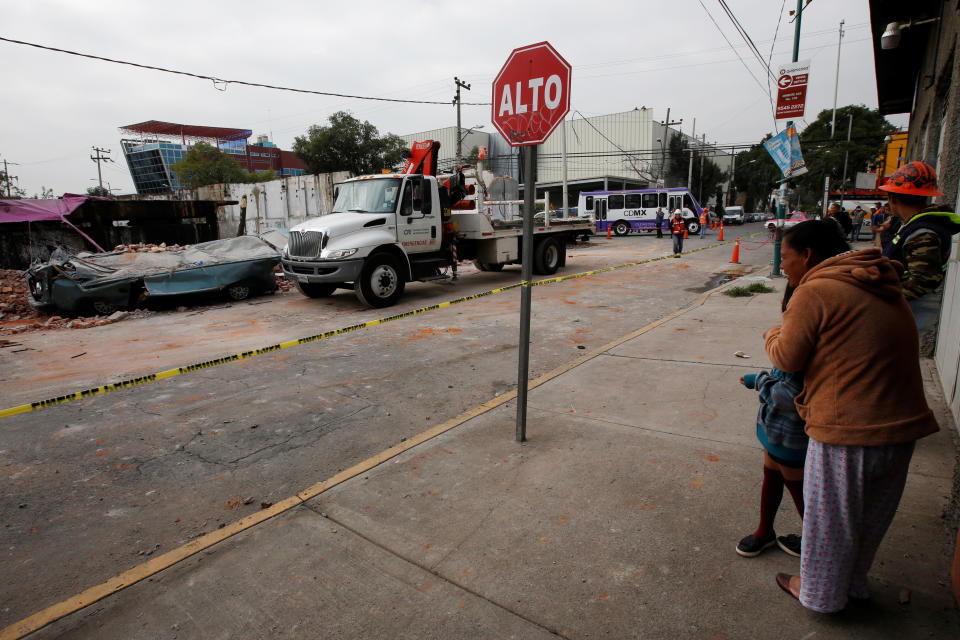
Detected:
left=718, top=222, right=725, bottom=241
left=730, top=237, right=740, bottom=263
left=606, top=224, right=612, bottom=239
left=683, top=226, right=689, bottom=239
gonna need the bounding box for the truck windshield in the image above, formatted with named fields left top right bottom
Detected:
left=332, top=178, right=402, bottom=214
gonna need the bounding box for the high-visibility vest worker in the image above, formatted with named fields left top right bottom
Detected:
left=700, top=209, right=709, bottom=225
left=671, top=214, right=685, bottom=235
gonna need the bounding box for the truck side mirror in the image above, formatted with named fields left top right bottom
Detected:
left=420, top=177, right=432, bottom=215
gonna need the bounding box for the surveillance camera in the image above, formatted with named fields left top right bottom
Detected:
left=881, top=22, right=902, bottom=49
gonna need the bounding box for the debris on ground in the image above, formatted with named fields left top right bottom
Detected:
left=1, top=269, right=153, bottom=335
left=112, top=242, right=186, bottom=253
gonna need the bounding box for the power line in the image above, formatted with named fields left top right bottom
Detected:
left=697, top=0, right=771, bottom=99
left=717, top=0, right=776, bottom=82
left=0, top=35, right=491, bottom=106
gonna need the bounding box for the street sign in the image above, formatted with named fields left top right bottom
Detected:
left=775, top=59, right=810, bottom=121
left=492, top=42, right=571, bottom=146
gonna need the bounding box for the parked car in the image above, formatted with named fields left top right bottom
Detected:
left=765, top=211, right=813, bottom=231
left=722, top=206, right=745, bottom=225
left=27, top=236, right=280, bottom=315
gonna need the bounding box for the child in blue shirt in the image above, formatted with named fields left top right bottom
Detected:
left=736, top=287, right=808, bottom=558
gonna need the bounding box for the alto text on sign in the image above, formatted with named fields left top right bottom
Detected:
left=492, top=42, right=571, bottom=147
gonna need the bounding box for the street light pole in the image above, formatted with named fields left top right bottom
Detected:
left=772, top=0, right=804, bottom=277
left=830, top=20, right=845, bottom=138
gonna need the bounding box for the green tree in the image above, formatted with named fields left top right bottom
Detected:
left=792, top=105, right=895, bottom=208
left=170, top=141, right=248, bottom=190
left=86, top=185, right=113, bottom=197
left=732, top=135, right=782, bottom=212
left=33, top=186, right=55, bottom=199
left=664, top=135, right=727, bottom=204
left=293, top=111, right=408, bottom=175
left=465, top=145, right=480, bottom=167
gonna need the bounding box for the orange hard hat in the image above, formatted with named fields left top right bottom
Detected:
left=879, top=161, right=944, bottom=197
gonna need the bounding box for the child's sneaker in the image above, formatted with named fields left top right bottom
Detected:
left=776, top=534, right=801, bottom=557
left=736, top=533, right=776, bottom=557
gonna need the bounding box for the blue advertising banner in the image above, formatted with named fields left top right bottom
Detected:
left=764, top=125, right=808, bottom=178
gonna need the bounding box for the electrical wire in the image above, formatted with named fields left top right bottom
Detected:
left=0, top=35, right=491, bottom=106
left=696, top=0, right=771, bottom=99
left=717, top=0, right=777, bottom=82
left=767, top=0, right=788, bottom=132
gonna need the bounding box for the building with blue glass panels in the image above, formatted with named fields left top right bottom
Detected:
left=120, top=121, right=307, bottom=194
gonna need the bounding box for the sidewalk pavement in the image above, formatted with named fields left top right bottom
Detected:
left=16, top=250, right=960, bottom=639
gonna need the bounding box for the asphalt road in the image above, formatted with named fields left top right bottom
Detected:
left=0, top=227, right=767, bottom=627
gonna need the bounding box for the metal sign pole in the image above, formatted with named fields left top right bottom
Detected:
left=516, top=145, right=537, bottom=442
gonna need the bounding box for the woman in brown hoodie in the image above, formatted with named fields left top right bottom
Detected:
left=764, top=221, right=939, bottom=613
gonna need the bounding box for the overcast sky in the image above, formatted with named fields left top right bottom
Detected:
left=0, top=0, right=905, bottom=196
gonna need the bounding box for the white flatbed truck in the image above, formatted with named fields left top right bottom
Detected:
left=280, top=171, right=592, bottom=308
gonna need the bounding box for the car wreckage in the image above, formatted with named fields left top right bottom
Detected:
left=26, top=236, right=281, bottom=315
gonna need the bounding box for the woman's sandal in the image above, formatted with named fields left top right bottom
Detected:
left=776, top=573, right=801, bottom=601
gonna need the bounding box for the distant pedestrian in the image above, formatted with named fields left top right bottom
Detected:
left=736, top=285, right=807, bottom=560
left=875, top=203, right=902, bottom=252
left=700, top=207, right=709, bottom=239
left=671, top=209, right=685, bottom=257
left=849, top=206, right=866, bottom=242
left=655, top=206, right=665, bottom=238
left=870, top=203, right=884, bottom=247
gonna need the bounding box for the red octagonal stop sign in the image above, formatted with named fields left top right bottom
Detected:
left=492, top=42, right=571, bottom=147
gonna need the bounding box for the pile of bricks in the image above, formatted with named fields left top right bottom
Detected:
left=112, top=242, right=185, bottom=253
left=0, top=269, right=148, bottom=335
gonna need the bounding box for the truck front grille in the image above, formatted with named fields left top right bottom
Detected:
left=288, top=230, right=324, bottom=258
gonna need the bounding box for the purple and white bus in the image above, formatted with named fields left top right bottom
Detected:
left=578, top=188, right=704, bottom=236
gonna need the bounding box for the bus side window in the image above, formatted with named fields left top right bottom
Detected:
left=625, top=194, right=641, bottom=209
left=609, top=194, right=624, bottom=210
left=683, top=194, right=695, bottom=211
left=641, top=193, right=657, bottom=208
left=585, top=195, right=594, bottom=211
left=659, top=192, right=667, bottom=207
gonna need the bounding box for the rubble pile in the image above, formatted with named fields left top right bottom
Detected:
left=112, top=242, right=186, bottom=253
left=0, top=269, right=34, bottom=320
left=1, top=268, right=150, bottom=335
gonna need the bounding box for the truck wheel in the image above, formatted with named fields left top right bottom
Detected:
left=613, top=220, right=630, bottom=236
left=295, top=281, right=338, bottom=298
left=92, top=300, right=118, bottom=315
left=533, top=237, right=561, bottom=275
left=685, top=220, right=701, bottom=235
left=355, top=253, right=405, bottom=308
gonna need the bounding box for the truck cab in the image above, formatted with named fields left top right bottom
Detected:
left=282, top=173, right=449, bottom=307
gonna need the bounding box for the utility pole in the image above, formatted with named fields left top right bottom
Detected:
left=773, top=0, right=805, bottom=277
left=453, top=77, right=471, bottom=169
left=90, top=146, right=112, bottom=189
left=699, top=133, right=706, bottom=203
left=659, top=109, right=683, bottom=182
left=839, top=113, right=853, bottom=209
left=728, top=153, right=736, bottom=206
left=830, top=20, right=845, bottom=138
left=561, top=117, right=568, bottom=215
left=3, top=158, right=19, bottom=198
left=687, top=118, right=696, bottom=190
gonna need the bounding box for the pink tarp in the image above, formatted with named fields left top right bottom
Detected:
left=0, top=194, right=105, bottom=251
left=0, top=194, right=89, bottom=223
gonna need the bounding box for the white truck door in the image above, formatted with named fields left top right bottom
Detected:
left=398, top=176, right=440, bottom=254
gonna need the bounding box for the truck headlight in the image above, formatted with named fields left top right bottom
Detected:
left=326, top=248, right=358, bottom=259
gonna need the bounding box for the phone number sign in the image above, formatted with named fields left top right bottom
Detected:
left=775, top=59, right=810, bottom=121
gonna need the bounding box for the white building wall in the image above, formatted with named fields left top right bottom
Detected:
left=197, top=171, right=350, bottom=238
left=537, top=109, right=657, bottom=184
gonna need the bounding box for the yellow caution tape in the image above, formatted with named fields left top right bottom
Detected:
left=0, top=237, right=745, bottom=420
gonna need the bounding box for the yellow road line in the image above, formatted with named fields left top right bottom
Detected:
left=0, top=271, right=749, bottom=640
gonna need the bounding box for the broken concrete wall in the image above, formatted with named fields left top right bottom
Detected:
left=197, top=172, right=350, bottom=238
left=0, top=200, right=221, bottom=269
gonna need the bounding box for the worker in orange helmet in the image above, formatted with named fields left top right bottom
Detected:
left=879, top=160, right=960, bottom=353
left=700, top=206, right=709, bottom=239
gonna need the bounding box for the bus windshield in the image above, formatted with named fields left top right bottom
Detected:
left=332, top=178, right=402, bottom=214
